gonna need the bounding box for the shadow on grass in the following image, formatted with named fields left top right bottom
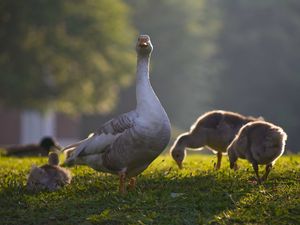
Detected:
left=0, top=168, right=259, bottom=225
left=1, top=155, right=300, bottom=224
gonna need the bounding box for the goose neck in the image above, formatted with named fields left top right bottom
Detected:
left=136, top=54, right=158, bottom=110
left=136, top=56, right=150, bottom=82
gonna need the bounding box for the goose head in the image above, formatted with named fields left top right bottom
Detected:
left=136, top=35, right=153, bottom=55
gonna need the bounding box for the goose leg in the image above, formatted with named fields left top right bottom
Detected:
left=128, top=177, right=136, bottom=190
left=252, top=162, right=261, bottom=184
left=118, top=171, right=127, bottom=194
left=214, top=152, right=222, bottom=170
left=261, top=164, right=272, bottom=181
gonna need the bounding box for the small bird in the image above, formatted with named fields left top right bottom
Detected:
left=170, top=110, right=263, bottom=170
left=26, top=152, right=72, bottom=191
left=4, top=137, right=61, bottom=157
left=62, top=35, right=171, bottom=194
left=227, top=121, right=287, bottom=184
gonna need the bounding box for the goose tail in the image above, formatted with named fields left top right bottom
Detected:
left=62, top=133, right=95, bottom=166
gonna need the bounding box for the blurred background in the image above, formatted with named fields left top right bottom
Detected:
left=0, top=0, right=299, bottom=151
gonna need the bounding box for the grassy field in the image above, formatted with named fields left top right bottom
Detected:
left=0, top=153, right=299, bottom=225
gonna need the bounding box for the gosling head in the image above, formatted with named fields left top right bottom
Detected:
left=170, top=134, right=189, bottom=169
left=136, top=34, right=153, bottom=55
left=170, top=146, right=186, bottom=169
left=227, top=140, right=238, bottom=169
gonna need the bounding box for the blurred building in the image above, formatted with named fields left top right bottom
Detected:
left=0, top=107, right=80, bottom=147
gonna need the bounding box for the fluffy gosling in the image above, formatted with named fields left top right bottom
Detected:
left=170, top=110, right=262, bottom=169
left=27, top=152, right=71, bottom=191
left=227, top=121, right=287, bottom=184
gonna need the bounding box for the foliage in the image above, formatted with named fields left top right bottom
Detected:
left=213, top=0, right=300, bottom=151
left=0, top=0, right=136, bottom=114
left=0, top=154, right=299, bottom=224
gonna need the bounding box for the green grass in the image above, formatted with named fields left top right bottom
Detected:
left=0, top=154, right=300, bottom=225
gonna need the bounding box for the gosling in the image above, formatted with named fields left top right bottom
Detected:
left=227, top=121, right=287, bottom=184
left=27, top=152, right=72, bottom=191
left=170, top=110, right=262, bottom=169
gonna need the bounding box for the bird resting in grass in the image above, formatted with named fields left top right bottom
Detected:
left=62, top=35, right=171, bottom=194
left=27, top=152, right=71, bottom=191
left=4, top=136, right=61, bottom=157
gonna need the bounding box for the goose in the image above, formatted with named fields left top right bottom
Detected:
left=170, top=110, right=263, bottom=170
left=4, top=136, right=61, bottom=157
left=27, top=152, right=72, bottom=191
left=63, top=35, right=171, bottom=194
left=227, top=121, right=287, bottom=184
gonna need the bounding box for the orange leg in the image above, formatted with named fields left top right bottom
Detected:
left=118, top=171, right=127, bottom=194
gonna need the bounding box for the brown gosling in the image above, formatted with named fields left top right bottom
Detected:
left=227, top=121, right=287, bottom=184
left=26, top=152, right=71, bottom=191
left=170, top=110, right=263, bottom=170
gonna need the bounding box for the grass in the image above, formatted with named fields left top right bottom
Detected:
left=0, top=153, right=300, bottom=225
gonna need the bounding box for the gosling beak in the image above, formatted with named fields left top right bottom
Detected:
left=176, top=161, right=183, bottom=169
left=139, top=42, right=148, bottom=48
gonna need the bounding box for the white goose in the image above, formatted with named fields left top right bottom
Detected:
left=63, top=35, right=171, bottom=193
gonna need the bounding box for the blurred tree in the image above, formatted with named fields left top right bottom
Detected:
left=124, top=0, right=222, bottom=129
left=0, top=0, right=136, bottom=114
left=214, top=0, right=300, bottom=151
left=80, top=0, right=300, bottom=152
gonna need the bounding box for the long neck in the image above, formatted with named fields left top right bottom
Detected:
left=136, top=54, right=160, bottom=111
left=179, top=133, right=205, bottom=149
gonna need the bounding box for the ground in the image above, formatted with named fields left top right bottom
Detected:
left=0, top=153, right=299, bottom=225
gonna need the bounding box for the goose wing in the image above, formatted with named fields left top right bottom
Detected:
left=63, top=111, right=137, bottom=162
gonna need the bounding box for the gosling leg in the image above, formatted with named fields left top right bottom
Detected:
left=252, top=162, right=261, bottom=184
left=261, top=164, right=272, bottom=181
left=215, top=152, right=222, bottom=170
